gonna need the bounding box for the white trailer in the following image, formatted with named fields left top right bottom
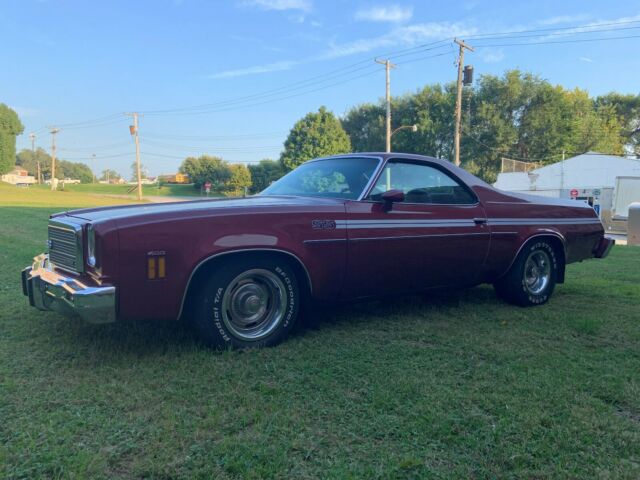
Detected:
left=612, top=177, right=640, bottom=219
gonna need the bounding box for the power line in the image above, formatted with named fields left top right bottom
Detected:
left=34, top=20, right=640, bottom=129
left=140, top=138, right=282, bottom=152
left=473, top=33, right=640, bottom=48
left=141, top=151, right=265, bottom=163
left=142, top=131, right=288, bottom=141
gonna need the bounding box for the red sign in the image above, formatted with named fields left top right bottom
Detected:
left=570, top=189, right=578, bottom=199
left=204, top=182, right=212, bottom=189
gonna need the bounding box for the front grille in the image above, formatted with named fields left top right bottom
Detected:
left=48, top=223, right=83, bottom=273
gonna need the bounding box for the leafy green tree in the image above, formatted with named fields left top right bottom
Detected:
left=99, top=169, right=121, bottom=182
left=226, top=163, right=252, bottom=195
left=248, top=159, right=285, bottom=193
left=179, top=155, right=231, bottom=188
left=130, top=162, right=148, bottom=181
left=595, top=92, right=640, bottom=155
left=342, top=70, right=629, bottom=183
left=280, top=106, right=351, bottom=171
left=58, top=160, right=94, bottom=183
left=342, top=103, right=386, bottom=152
left=16, top=147, right=51, bottom=177
left=16, top=148, right=94, bottom=182
left=0, top=104, right=24, bottom=174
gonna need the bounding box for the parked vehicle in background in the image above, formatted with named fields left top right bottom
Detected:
left=22, top=153, right=613, bottom=348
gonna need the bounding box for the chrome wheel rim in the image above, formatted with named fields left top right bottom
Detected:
left=221, top=269, right=287, bottom=341
left=523, top=250, right=551, bottom=295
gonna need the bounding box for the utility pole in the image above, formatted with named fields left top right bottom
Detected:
left=29, top=132, right=40, bottom=184
left=49, top=128, right=60, bottom=190
left=92, top=153, right=96, bottom=183
left=375, top=58, right=396, bottom=153
left=454, top=39, right=474, bottom=167
left=126, top=112, right=143, bottom=200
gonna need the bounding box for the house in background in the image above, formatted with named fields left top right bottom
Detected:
left=494, top=152, right=640, bottom=232
left=159, top=172, right=190, bottom=184
left=1, top=166, right=36, bottom=186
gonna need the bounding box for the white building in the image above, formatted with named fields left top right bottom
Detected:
left=494, top=152, right=640, bottom=230
left=1, top=167, right=36, bottom=186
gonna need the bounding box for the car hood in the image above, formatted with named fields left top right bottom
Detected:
left=54, top=195, right=346, bottom=223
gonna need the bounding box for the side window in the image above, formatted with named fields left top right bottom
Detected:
left=367, top=161, right=476, bottom=205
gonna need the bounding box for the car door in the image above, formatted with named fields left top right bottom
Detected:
left=343, top=159, right=490, bottom=298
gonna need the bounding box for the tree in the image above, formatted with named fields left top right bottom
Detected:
left=16, top=147, right=51, bottom=177
left=0, top=104, right=24, bottom=174
left=226, top=164, right=252, bottom=195
left=179, top=155, right=231, bottom=189
left=100, top=169, right=121, bottom=182
left=595, top=92, right=640, bottom=155
left=280, top=106, right=351, bottom=171
left=130, top=162, right=148, bottom=181
left=343, top=70, right=632, bottom=183
left=16, top=148, right=95, bottom=182
left=248, top=159, right=285, bottom=193
left=58, top=160, right=94, bottom=183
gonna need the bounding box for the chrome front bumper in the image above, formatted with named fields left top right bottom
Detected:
left=22, top=253, right=116, bottom=324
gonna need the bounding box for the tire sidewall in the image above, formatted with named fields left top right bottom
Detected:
left=518, top=241, right=557, bottom=305
left=197, top=257, right=299, bottom=349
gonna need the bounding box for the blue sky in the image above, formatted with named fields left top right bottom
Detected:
left=2, top=0, right=639, bottom=177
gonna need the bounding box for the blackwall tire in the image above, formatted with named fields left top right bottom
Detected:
left=192, top=256, right=300, bottom=349
left=494, top=240, right=559, bottom=307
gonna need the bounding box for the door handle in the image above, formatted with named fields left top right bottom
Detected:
left=473, top=217, right=487, bottom=225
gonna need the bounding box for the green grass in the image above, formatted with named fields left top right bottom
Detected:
left=30, top=182, right=207, bottom=197
left=1, top=188, right=639, bottom=479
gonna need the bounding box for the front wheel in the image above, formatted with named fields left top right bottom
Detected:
left=494, top=240, right=559, bottom=306
left=192, top=256, right=300, bottom=349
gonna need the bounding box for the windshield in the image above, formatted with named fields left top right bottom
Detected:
left=261, top=157, right=380, bottom=200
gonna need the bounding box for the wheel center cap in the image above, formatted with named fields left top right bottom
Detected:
left=245, top=295, right=262, bottom=314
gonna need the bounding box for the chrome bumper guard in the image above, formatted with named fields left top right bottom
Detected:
left=21, top=253, right=116, bottom=324
left=594, top=236, right=615, bottom=259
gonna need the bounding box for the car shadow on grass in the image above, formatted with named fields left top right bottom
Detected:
left=39, top=284, right=502, bottom=359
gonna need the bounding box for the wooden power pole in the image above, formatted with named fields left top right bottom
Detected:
left=375, top=58, right=396, bottom=153
left=29, top=132, right=40, bottom=184
left=49, top=128, right=60, bottom=190
left=454, top=39, right=474, bottom=167
left=126, top=112, right=143, bottom=201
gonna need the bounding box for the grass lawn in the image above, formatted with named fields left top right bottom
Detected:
left=30, top=182, right=208, bottom=198
left=1, top=187, right=639, bottom=479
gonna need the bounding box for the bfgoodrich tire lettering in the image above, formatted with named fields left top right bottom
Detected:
left=192, top=256, right=300, bottom=348
left=494, top=240, right=559, bottom=307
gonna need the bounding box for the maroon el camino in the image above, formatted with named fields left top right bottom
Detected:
left=22, top=153, right=613, bottom=348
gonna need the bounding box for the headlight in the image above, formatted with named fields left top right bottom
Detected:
left=87, top=225, right=97, bottom=267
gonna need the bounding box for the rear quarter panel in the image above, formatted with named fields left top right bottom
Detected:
left=475, top=186, right=604, bottom=281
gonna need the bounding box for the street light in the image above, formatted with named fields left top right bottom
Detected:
left=386, top=124, right=419, bottom=189
left=391, top=124, right=418, bottom=139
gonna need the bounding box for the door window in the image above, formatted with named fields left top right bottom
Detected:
left=367, top=161, right=476, bottom=205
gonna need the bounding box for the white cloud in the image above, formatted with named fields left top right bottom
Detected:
left=481, top=49, right=504, bottom=63
left=208, top=60, right=296, bottom=79
left=538, top=14, right=590, bottom=26
left=579, top=56, right=594, bottom=63
left=242, top=0, right=311, bottom=12
left=538, top=13, right=640, bottom=40
left=355, top=5, right=413, bottom=23
left=322, top=21, right=476, bottom=59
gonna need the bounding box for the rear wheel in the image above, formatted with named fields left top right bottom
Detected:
left=494, top=240, right=559, bottom=306
left=192, top=256, right=300, bottom=348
